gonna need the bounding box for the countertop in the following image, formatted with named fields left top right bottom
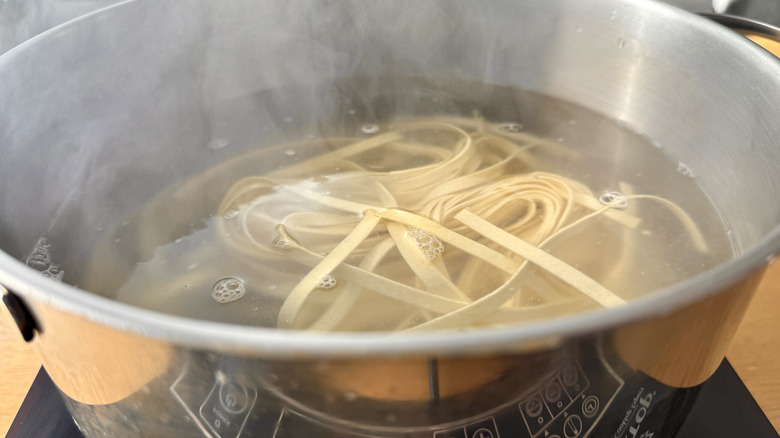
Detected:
left=1, top=262, right=779, bottom=437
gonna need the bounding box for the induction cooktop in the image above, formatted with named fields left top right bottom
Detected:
left=6, top=359, right=778, bottom=438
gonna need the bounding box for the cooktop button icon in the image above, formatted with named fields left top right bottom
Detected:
left=544, top=381, right=563, bottom=403
left=199, top=372, right=257, bottom=438
left=525, top=395, right=545, bottom=417
left=219, top=380, right=250, bottom=414
left=465, top=417, right=500, bottom=438
left=471, top=427, right=494, bottom=438
left=563, top=414, right=583, bottom=438
left=582, top=395, right=600, bottom=418
left=561, top=365, right=579, bottom=387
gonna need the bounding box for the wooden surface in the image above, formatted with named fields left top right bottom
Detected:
left=0, top=304, right=42, bottom=438
left=727, top=260, right=780, bottom=432
left=1, top=264, right=779, bottom=436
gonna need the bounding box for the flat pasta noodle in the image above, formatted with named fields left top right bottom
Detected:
left=215, top=117, right=709, bottom=332
left=454, top=209, right=626, bottom=308
left=275, top=211, right=382, bottom=328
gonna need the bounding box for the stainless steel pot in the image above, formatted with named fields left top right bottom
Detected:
left=1, top=0, right=780, bottom=437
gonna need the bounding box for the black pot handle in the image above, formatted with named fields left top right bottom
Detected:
left=2, top=285, right=39, bottom=342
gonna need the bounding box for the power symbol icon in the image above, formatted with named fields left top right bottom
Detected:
left=471, top=428, right=494, bottom=438
left=563, top=415, right=583, bottom=438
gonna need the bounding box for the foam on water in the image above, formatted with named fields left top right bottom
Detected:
left=211, top=277, right=246, bottom=304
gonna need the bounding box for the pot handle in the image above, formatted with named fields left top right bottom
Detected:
left=1, top=285, right=39, bottom=342
left=701, top=13, right=780, bottom=57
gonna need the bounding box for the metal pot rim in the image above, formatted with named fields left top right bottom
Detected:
left=700, top=13, right=780, bottom=39
left=2, top=0, right=780, bottom=357
left=4, top=229, right=778, bottom=357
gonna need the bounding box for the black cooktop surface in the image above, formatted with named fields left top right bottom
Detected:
left=6, top=359, right=778, bottom=438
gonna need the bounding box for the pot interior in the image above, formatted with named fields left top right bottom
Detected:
left=1, top=0, right=779, bottom=333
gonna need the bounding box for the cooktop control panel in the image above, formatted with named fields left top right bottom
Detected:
left=170, top=345, right=624, bottom=438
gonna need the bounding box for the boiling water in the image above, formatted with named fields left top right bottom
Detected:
left=79, top=86, right=733, bottom=332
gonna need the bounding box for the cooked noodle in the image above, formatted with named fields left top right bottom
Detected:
left=215, top=117, right=707, bottom=331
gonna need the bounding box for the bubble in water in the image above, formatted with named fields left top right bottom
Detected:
left=273, top=235, right=293, bottom=250
left=523, top=295, right=543, bottom=305
left=407, top=227, right=445, bottom=260
left=42, top=264, right=65, bottom=282
left=576, top=26, right=584, bottom=33
left=211, top=277, right=246, bottom=304
left=284, top=149, right=296, bottom=156
left=343, top=392, right=358, bottom=402
left=361, top=124, right=379, bottom=134
left=676, top=162, right=695, bottom=178
left=499, top=123, right=524, bottom=133
left=617, top=38, right=625, bottom=49
left=598, top=191, right=629, bottom=209
left=207, top=138, right=230, bottom=150
left=317, top=274, right=338, bottom=290
left=610, top=10, right=617, bottom=20
left=175, top=238, right=183, bottom=244
left=187, top=263, right=198, bottom=271
left=27, top=253, right=50, bottom=270
left=569, top=119, right=578, bottom=125
left=347, top=109, right=356, bottom=115
left=26, top=237, right=52, bottom=270
left=223, top=209, right=239, bottom=219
